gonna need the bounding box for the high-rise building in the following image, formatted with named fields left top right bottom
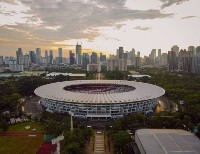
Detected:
left=16, top=48, right=23, bottom=64
left=69, top=50, right=75, bottom=65
left=100, top=52, right=106, bottom=62
left=178, top=48, right=200, bottom=73
left=123, top=52, right=128, bottom=60
left=129, top=48, right=136, bottom=65
left=45, top=50, right=48, bottom=65
left=160, top=53, right=168, bottom=66
left=58, top=48, right=62, bottom=63
left=149, top=49, right=156, bottom=65
left=158, top=49, right=161, bottom=58
left=118, top=47, right=124, bottom=59
left=4, top=57, right=11, bottom=65
left=0, top=56, right=4, bottom=65
left=76, top=43, right=82, bottom=65
left=188, top=46, right=196, bottom=55
left=19, top=54, right=30, bottom=68
left=137, top=51, right=140, bottom=58
left=107, top=56, right=127, bottom=71
left=9, top=59, right=24, bottom=72
left=36, top=48, right=41, bottom=64
left=171, top=45, right=179, bottom=57
left=29, top=51, right=36, bottom=64
left=196, top=46, right=200, bottom=54
left=135, top=57, right=141, bottom=67
left=135, top=51, right=141, bottom=67
left=82, top=53, right=89, bottom=68
left=116, top=49, right=119, bottom=59
left=168, top=50, right=177, bottom=72
left=49, top=50, right=53, bottom=64
left=91, top=52, right=97, bottom=64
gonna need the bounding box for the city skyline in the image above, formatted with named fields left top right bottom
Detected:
left=0, top=0, right=200, bottom=57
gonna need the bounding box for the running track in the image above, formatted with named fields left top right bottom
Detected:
left=0, top=132, right=45, bottom=137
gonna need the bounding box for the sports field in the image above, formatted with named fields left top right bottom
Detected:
left=0, top=122, right=45, bottom=154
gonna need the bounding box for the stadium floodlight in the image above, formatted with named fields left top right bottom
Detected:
left=68, top=111, right=74, bottom=131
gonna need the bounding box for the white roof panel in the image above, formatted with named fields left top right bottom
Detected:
left=136, top=129, right=200, bottom=154
left=34, top=80, right=165, bottom=104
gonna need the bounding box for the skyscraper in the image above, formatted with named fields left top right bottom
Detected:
left=188, top=46, right=196, bottom=55
left=91, top=52, right=98, bottom=64
left=49, top=50, right=53, bottom=64
left=58, top=48, right=62, bottom=63
left=118, top=47, right=124, bottom=59
left=168, top=50, right=177, bottom=72
left=136, top=51, right=141, bottom=67
left=129, top=48, right=136, bottom=65
left=76, top=43, right=82, bottom=65
left=45, top=50, right=48, bottom=65
left=82, top=53, right=89, bottom=68
left=171, top=45, right=179, bottom=57
left=107, top=58, right=127, bottom=71
left=36, top=48, right=41, bottom=64
left=16, top=48, right=23, bottom=64
left=196, top=46, right=200, bottom=54
left=123, top=52, right=128, bottom=60
left=69, top=50, right=75, bottom=65
left=158, top=49, right=161, bottom=58
left=100, top=52, right=106, bottom=62
left=29, top=51, right=36, bottom=64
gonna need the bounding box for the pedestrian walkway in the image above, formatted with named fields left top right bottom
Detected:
left=94, top=131, right=104, bottom=154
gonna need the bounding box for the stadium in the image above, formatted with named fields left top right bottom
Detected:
left=34, top=80, right=165, bottom=119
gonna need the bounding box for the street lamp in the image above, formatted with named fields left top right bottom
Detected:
left=68, top=111, right=74, bottom=131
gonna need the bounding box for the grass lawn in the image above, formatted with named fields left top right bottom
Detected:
left=0, top=122, right=45, bottom=154
left=7, top=121, right=45, bottom=133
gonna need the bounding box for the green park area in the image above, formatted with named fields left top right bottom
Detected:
left=0, top=122, right=45, bottom=154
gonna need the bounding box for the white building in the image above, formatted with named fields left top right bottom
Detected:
left=135, top=129, right=200, bottom=154
left=9, top=59, right=24, bottom=72
left=87, top=64, right=101, bottom=72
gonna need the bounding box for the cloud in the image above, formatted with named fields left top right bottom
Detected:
left=160, top=0, right=190, bottom=9
left=18, top=0, right=172, bottom=40
left=182, top=16, right=197, bottom=19
left=134, top=26, right=152, bottom=31
left=0, top=0, right=174, bottom=55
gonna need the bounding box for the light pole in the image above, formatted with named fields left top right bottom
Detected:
left=68, top=111, right=74, bottom=131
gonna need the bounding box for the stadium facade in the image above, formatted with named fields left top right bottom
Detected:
left=34, top=80, right=165, bottom=119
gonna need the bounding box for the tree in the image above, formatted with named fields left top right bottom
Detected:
left=63, top=142, right=81, bottom=154
left=113, top=131, right=131, bottom=153
left=196, top=123, right=200, bottom=138
left=0, top=120, right=8, bottom=131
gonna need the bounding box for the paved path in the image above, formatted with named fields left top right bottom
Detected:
left=94, top=131, right=104, bottom=154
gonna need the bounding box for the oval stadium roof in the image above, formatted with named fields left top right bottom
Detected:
left=34, top=80, right=165, bottom=104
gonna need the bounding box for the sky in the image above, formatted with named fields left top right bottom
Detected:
left=0, top=0, right=200, bottom=57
